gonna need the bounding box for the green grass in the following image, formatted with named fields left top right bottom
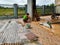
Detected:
left=0, top=8, right=52, bottom=16
left=18, top=8, right=25, bottom=16
left=36, top=8, right=43, bottom=15
left=0, top=8, right=25, bottom=16
left=0, top=8, right=14, bottom=16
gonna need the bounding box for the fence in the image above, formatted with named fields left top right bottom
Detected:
left=0, top=4, right=55, bottom=19
left=0, top=4, right=26, bottom=19
left=36, top=5, right=55, bottom=16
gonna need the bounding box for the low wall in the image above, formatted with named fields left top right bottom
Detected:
left=0, top=15, right=17, bottom=19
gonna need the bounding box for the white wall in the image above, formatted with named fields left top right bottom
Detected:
left=55, top=0, right=60, bottom=13
left=56, top=6, right=60, bottom=13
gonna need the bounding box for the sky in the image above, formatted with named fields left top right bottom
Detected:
left=0, top=0, right=55, bottom=6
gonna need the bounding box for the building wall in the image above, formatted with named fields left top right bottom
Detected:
left=55, top=0, right=60, bottom=13
left=56, top=6, right=60, bottom=13
left=55, top=0, right=60, bottom=5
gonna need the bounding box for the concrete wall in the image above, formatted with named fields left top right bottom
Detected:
left=56, top=6, right=60, bottom=13
left=55, top=0, right=60, bottom=13
left=55, top=0, right=60, bottom=5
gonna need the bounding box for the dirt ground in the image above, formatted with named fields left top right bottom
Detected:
left=0, top=16, right=60, bottom=45
left=30, top=16, right=60, bottom=45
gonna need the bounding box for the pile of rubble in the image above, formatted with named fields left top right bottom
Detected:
left=0, top=21, right=39, bottom=45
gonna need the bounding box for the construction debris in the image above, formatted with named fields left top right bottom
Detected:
left=25, top=32, right=38, bottom=41
left=0, top=21, right=28, bottom=44
left=40, top=21, right=52, bottom=28
left=0, top=21, right=39, bottom=45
